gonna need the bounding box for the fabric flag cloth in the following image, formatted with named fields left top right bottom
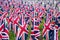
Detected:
left=54, top=25, right=59, bottom=40
left=30, top=11, right=41, bottom=40
left=6, top=14, right=13, bottom=30
left=16, top=14, right=28, bottom=40
left=49, top=30, right=54, bottom=40
left=0, top=23, right=9, bottom=40
left=42, top=11, right=53, bottom=40
left=0, top=24, right=4, bottom=40
left=12, top=16, right=20, bottom=34
left=31, top=18, right=40, bottom=37
left=42, top=23, right=51, bottom=40
left=0, top=0, right=60, bottom=40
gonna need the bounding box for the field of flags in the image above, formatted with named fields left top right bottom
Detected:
left=0, top=0, right=60, bottom=40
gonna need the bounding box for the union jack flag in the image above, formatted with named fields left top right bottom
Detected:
left=16, top=14, right=28, bottom=40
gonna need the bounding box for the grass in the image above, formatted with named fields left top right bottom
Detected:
left=58, top=30, right=60, bottom=40
left=26, top=24, right=31, bottom=40
left=9, top=30, right=16, bottom=40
